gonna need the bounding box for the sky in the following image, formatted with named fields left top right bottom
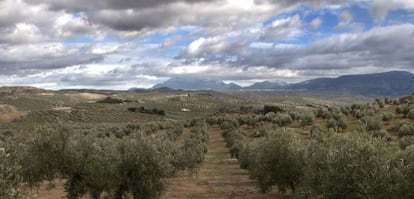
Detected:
left=0, top=0, right=414, bottom=90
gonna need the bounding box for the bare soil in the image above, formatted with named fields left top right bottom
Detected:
left=0, top=112, right=25, bottom=122
left=34, top=127, right=290, bottom=199
left=162, top=126, right=290, bottom=199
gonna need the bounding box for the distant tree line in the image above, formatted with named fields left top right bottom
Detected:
left=128, top=107, right=166, bottom=116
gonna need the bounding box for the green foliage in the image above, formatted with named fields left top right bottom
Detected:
left=381, top=112, right=395, bottom=122
left=176, top=124, right=209, bottom=172
left=271, top=113, right=293, bottom=127
left=299, top=113, right=314, bottom=126
left=362, top=117, right=382, bottom=132
left=114, top=134, right=175, bottom=199
left=128, top=107, right=166, bottom=116
left=296, top=134, right=397, bottom=199
left=249, top=132, right=304, bottom=193
left=97, top=97, right=124, bottom=104
left=19, top=125, right=72, bottom=184
left=390, top=146, right=414, bottom=198
left=407, top=109, right=414, bottom=120
left=398, top=124, right=414, bottom=137
left=326, top=116, right=348, bottom=132
left=399, top=137, right=414, bottom=150
left=0, top=148, right=27, bottom=199
left=263, top=105, right=284, bottom=114
left=3, top=121, right=209, bottom=199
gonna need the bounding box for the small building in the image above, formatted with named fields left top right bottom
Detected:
left=181, top=108, right=191, bottom=112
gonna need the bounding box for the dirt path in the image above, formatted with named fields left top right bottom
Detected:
left=33, top=126, right=290, bottom=199
left=162, top=126, right=290, bottom=199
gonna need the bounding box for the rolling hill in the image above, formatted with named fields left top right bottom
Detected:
left=152, top=77, right=242, bottom=90
left=288, top=71, right=414, bottom=96
left=131, top=71, right=414, bottom=97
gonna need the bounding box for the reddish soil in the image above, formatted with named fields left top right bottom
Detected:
left=32, top=180, right=66, bottom=199
left=0, top=112, right=25, bottom=122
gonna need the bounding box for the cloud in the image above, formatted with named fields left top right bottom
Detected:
left=335, top=10, right=362, bottom=32
left=340, top=10, right=353, bottom=22
left=177, top=24, right=414, bottom=79
left=21, top=0, right=275, bottom=34
left=0, top=43, right=108, bottom=74
left=260, top=15, right=303, bottom=40
left=310, top=18, right=322, bottom=28
left=25, top=0, right=218, bottom=12
left=0, top=0, right=413, bottom=89
left=0, top=23, right=43, bottom=44
left=371, top=0, right=414, bottom=21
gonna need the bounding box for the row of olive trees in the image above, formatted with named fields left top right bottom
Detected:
left=0, top=121, right=208, bottom=199
left=0, top=148, right=29, bottom=199
left=218, top=118, right=414, bottom=198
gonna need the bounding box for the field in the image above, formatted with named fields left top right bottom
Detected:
left=1, top=86, right=414, bottom=199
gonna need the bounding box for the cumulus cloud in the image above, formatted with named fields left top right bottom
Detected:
left=335, top=10, right=362, bottom=32
left=177, top=24, right=414, bottom=76
left=310, top=18, right=322, bottom=28
left=371, top=0, right=414, bottom=21
left=25, top=0, right=218, bottom=12
left=260, top=15, right=303, bottom=40
left=0, top=0, right=413, bottom=89
left=0, top=43, right=110, bottom=74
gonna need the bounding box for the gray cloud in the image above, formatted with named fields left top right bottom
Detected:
left=0, top=0, right=413, bottom=89
left=0, top=43, right=106, bottom=74
left=25, top=0, right=217, bottom=12
left=254, top=0, right=350, bottom=6
left=177, top=24, right=414, bottom=76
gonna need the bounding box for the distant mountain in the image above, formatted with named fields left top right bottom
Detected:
left=245, top=80, right=287, bottom=90
left=141, top=71, right=414, bottom=96
left=152, top=77, right=242, bottom=90
left=288, top=71, right=414, bottom=97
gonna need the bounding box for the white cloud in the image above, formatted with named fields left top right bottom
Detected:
left=0, top=23, right=43, bottom=43
left=340, top=10, right=353, bottom=22
left=260, top=14, right=303, bottom=40
left=188, top=37, right=207, bottom=54
left=310, top=18, right=322, bottom=28
left=371, top=0, right=414, bottom=21
left=53, top=13, right=95, bottom=38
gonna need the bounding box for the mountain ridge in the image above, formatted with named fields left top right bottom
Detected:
left=127, top=71, right=414, bottom=97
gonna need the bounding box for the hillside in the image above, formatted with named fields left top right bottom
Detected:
left=147, top=71, right=414, bottom=97
left=152, top=77, right=242, bottom=90
left=288, top=71, right=414, bottom=96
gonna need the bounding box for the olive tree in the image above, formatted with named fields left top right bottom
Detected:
left=296, top=134, right=396, bottom=199
left=248, top=131, right=304, bottom=193
left=0, top=148, right=27, bottom=199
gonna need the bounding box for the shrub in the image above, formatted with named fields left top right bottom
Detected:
left=272, top=113, right=293, bottom=126
left=247, top=131, right=304, bottom=193
left=407, top=110, right=414, bottom=120
left=336, top=117, right=348, bottom=132
left=296, top=134, right=395, bottom=199
left=263, top=105, right=284, bottom=114
left=0, top=148, right=27, bottom=199
left=391, top=146, right=414, bottom=198
left=398, top=124, right=414, bottom=137
left=326, top=118, right=337, bottom=131
left=113, top=135, right=176, bottom=199
left=362, top=117, right=382, bottom=131
left=97, top=97, right=124, bottom=104
left=382, top=112, right=395, bottom=122
left=128, top=107, right=165, bottom=116
left=399, top=137, right=414, bottom=150
left=300, top=113, right=314, bottom=126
